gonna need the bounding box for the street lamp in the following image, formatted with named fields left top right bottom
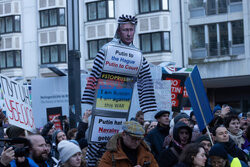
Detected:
left=67, top=0, right=81, bottom=128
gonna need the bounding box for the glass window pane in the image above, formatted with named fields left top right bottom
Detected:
left=89, top=41, right=98, bottom=59
left=140, top=0, right=149, bottom=13
left=59, top=45, right=66, bottom=62
left=232, top=20, right=244, bottom=44
left=162, top=0, right=169, bottom=10
left=41, top=11, right=49, bottom=27
left=14, top=16, right=21, bottom=32
left=41, top=47, right=50, bottom=63
left=15, top=51, right=21, bottom=67
left=6, top=52, right=14, bottom=67
left=207, top=0, right=216, bottom=15
left=163, top=32, right=170, bottom=51
left=218, top=0, right=227, bottom=13
left=108, top=0, right=114, bottom=17
left=0, top=52, right=6, bottom=68
left=59, top=9, right=65, bottom=25
left=208, top=24, right=218, bottom=56
left=141, top=34, right=151, bottom=52
left=151, top=0, right=160, bottom=11
left=98, top=39, right=107, bottom=50
left=219, top=23, right=228, bottom=55
left=152, top=33, right=161, bottom=51
left=230, top=0, right=241, bottom=2
left=5, top=16, right=13, bottom=32
left=0, top=18, right=5, bottom=33
left=98, top=1, right=106, bottom=19
left=88, top=3, right=97, bottom=20
left=51, top=46, right=58, bottom=63
left=191, top=25, right=205, bottom=48
left=49, top=9, right=57, bottom=26
left=190, top=0, right=203, bottom=9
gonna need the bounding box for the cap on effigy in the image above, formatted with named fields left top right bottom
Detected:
left=122, top=121, right=145, bottom=138
left=118, top=14, right=137, bottom=25
left=155, top=110, right=170, bottom=119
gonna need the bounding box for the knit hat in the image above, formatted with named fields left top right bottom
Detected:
left=58, top=140, right=81, bottom=163
left=6, top=125, right=25, bottom=138
left=209, top=143, right=228, bottom=159
left=195, top=135, right=211, bottom=143
left=213, top=104, right=221, bottom=114
left=154, top=110, right=170, bottom=119
left=122, top=121, right=145, bottom=138
left=174, top=113, right=189, bottom=124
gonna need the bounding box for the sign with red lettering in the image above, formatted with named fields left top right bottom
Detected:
left=162, top=74, right=186, bottom=112
left=91, top=116, right=126, bottom=142
left=103, top=45, right=143, bottom=77
left=0, top=74, right=35, bottom=132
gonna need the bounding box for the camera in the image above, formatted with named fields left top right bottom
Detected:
left=0, top=137, right=30, bottom=157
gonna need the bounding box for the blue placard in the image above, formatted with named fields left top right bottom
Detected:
left=185, top=66, right=213, bottom=132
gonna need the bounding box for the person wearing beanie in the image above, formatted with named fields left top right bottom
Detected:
left=99, top=121, right=158, bottom=167
left=195, top=135, right=212, bottom=154
left=174, top=113, right=190, bottom=125
left=213, top=104, right=222, bottom=117
left=145, top=110, right=170, bottom=161
left=58, top=140, right=82, bottom=167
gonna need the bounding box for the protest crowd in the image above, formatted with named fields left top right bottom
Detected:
left=0, top=14, right=249, bottom=167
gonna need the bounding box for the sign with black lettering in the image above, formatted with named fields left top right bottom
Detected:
left=0, top=74, right=35, bottom=132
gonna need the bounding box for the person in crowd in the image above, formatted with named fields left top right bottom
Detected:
left=174, top=143, right=207, bottom=167
left=195, top=135, right=212, bottom=155
left=67, top=128, right=78, bottom=140
left=145, top=110, right=170, bottom=161
left=239, top=113, right=248, bottom=132
left=99, top=121, right=158, bottom=167
left=212, top=125, right=248, bottom=163
left=158, top=121, right=193, bottom=167
left=190, top=111, right=197, bottom=125
left=41, top=116, right=57, bottom=144
left=224, top=114, right=245, bottom=148
left=247, top=112, right=250, bottom=125
left=52, top=129, right=67, bottom=159
left=220, top=104, right=232, bottom=118
left=133, top=111, right=144, bottom=126
left=213, top=104, right=222, bottom=117
left=174, top=113, right=190, bottom=126
left=146, top=121, right=158, bottom=134
left=209, top=143, right=248, bottom=167
left=82, top=14, right=157, bottom=166
left=242, top=124, right=250, bottom=157
left=57, top=140, right=82, bottom=167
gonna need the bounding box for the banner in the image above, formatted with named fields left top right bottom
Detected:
left=0, top=74, right=35, bottom=132
left=95, top=73, right=134, bottom=112
left=91, top=116, right=126, bottom=142
left=103, top=45, right=142, bottom=76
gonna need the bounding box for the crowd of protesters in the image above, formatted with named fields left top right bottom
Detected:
left=0, top=104, right=249, bottom=167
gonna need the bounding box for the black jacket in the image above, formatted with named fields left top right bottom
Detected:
left=144, top=124, right=170, bottom=160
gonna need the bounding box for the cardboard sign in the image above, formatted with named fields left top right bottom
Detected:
left=95, top=73, right=134, bottom=112
left=103, top=45, right=142, bottom=76
left=0, top=74, right=35, bottom=132
left=91, top=116, right=126, bottom=142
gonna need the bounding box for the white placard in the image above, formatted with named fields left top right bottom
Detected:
left=0, top=74, right=36, bottom=132
left=91, top=116, right=126, bottom=142
left=103, top=45, right=142, bottom=76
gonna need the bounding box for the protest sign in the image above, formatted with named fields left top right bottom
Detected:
left=185, top=66, right=213, bottom=133
left=90, top=116, right=126, bottom=142
left=95, top=73, right=134, bottom=112
left=103, top=45, right=142, bottom=76
left=0, top=74, right=35, bottom=132
left=162, top=74, right=186, bottom=112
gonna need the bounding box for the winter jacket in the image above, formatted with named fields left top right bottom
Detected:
left=158, top=122, right=192, bottom=167
left=98, top=133, right=158, bottom=167
left=144, top=124, right=170, bottom=161
left=75, top=121, right=88, bottom=149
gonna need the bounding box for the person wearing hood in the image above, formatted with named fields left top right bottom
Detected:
left=82, top=14, right=157, bottom=167
left=158, top=121, right=193, bottom=167
left=224, top=114, right=245, bottom=149
left=145, top=110, right=170, bottom=161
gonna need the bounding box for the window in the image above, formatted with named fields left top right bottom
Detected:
left=207, top=0, right=216, bottom=15
left=140, top=32, right=170, bottom=53
left=189, top=0, right=203, bottom=9
left=40, top=8, right=65, bottom=28
left=41, top=45, right=66, bottom=64
left=88, top=38, right=112, bottom=59
left=230, top=0, right=241, bottom=2
left=208, top=24, right=218, bottom=56
left=87, top=0, right=114, bottom=21
left=191, top=25, right=205, bottom=48
left=0, top=15, right=21, bottom=34
left=232, top=20, right=244, bottom=45
left=219, top=22, right=229, bottom=55
left=218, top=0, right=227, bottom=13
left=139, top=0, right=169, bottom=13
left=0, top=51, right=21, bottom=69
